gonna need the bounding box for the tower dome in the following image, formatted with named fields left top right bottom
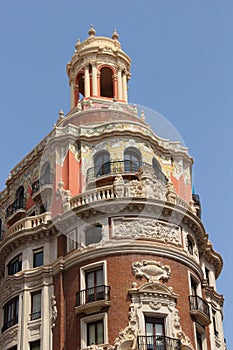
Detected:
left=67, top=26, right=131, bottom=109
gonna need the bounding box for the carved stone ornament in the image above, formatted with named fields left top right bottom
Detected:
left=109, top=305, right=138, bottom=350
left=51, top=295, right=58, bottom=328
left=113, top=219, right=181, bottom=246
left=172, top=310, right=194, bottom=349
left=132, top=260, right=171, bottom=283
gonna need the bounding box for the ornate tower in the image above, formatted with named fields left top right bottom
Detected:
left=0, top=27, right=225, bottom=350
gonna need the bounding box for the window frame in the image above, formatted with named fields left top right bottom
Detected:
left=30, top=290, right=42, bottom=321
left=7, top=254, right=22, bottom=276
left=33, top=248, right=44, bottom=268
left=2, top=297, right=19, bottom=332
left=124, top=147, right=141, bottom=172
left=85, top=224, right=102, bottom=246
left=81, top=313, right=108, bottom=349
left=94, top=151, right=111, bottom=178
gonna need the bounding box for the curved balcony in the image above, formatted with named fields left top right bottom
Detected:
left=6, top=197, right=26, bottom=226
left=138, top=335, right=182, bottom=350
left=86, top=160, right=167, bottom=185
left=4, top=212, right=51, bottom=238
left=31, top=173, right=53, bottom=202
left=2, top=317, right=18, bottom=333
left=189, top=295, right=210, bottom=326
left=75, top=285, right=111, bottom=314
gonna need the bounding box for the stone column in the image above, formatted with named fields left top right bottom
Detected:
left=92, top=63, right=98, bottom=96
left=122, top=71, right=128, bottom=102
left=42, top=285, right=52, bottom=350
left=112, top=74, right=118, bottom=99
left=117, top=69, right=123, bottom=100
left=84, top=65, right=90, bottom=98
left=70, top=79, right=75, bottom=108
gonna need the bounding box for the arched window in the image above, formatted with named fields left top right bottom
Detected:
left=124, top=148, right=141, bottom=172
left=152, top=157, right=167, bottom=184
left=15, top=186, right=25, bottom=208
left=85, top=224, right=102, bottom=246
left=94, top=151, right=110, bottom=178
left=41, top=162, right=51, bottom=185
left=100, top=67, right=113, bottom=98
left=77, top=73, right=84, bottom=98
left=187, top=235, right=194, bottom=255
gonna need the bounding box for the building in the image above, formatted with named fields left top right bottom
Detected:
left=0, top=26, right=225, bottom=350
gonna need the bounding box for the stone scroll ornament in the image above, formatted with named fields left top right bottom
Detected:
left=132, top=260, right=171, bottom=283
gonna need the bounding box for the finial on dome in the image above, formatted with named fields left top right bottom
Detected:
left=112, top=28, right=119, bottom=40
left=75, top=38, right=81, bottom=49
left=88, top=25, right=96, bottom=36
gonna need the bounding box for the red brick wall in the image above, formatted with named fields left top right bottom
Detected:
left=53, top=252, right=207, bottom=349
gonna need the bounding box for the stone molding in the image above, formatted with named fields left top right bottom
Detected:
left=132, top=260, right=171, bottom=283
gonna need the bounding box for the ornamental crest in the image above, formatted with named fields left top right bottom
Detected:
left=132, top=260, right=171, bottom=283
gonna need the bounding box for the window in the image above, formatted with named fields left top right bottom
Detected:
left=196, top=330, right=203, bottom=350
left=30, top=340, right=40, bottom=350
left=187, top=235, right=194, bottom=255
left=124, top=148, right=141, bottom=172
left=33, top=248, right=44, bottom=268
left=212, top=309, right=218, bottom=337
left=100, top=67, right=113, bottom=98
left=94, top=151, right=110, bottom=177
left=41, top=162, right=51, bottom=185
left=7, top=254, right=22, bottom=275
left=0, top=218, right=3, bottom=240
left=205, top=267, right=210, bottom=285
left=15, top=186, right=25, bottom=209
left=152, top=157, right=167, bottom=184
left=145, top=317, right=165, bottom=350
left=85, top=268, right=104, bottom=303
left=85, top=225, right=102, bottom=246
left=81, top=313, right=107, bottom=348
left=31, top=291, right=41, bottom=320
left=87, top=319, right=104, bottom=346
left=2, top=297, right=19, bottom=332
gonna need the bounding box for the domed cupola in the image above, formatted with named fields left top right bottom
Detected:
left=66, top=26, right=131, bottom=109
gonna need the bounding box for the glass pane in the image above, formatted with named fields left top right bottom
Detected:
left=88, top=323, right=96, bottom=345
left=86, top=271, right=94, bottom=289
left=34, top=251, right=43, bottom=267
left=97, top=321, right=104, bottom=344
left=146, top=322, right=153, bottom=336
left=96, top=269, right=104, bottom=286
left=32, top=293, right=41, bottom=313
left=155, top=324, right=163, bottom=336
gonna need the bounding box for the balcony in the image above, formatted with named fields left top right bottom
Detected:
left=6, top=197, right=26, bottom=225
left=189, top=295, right=210, bottom=326
left=86, top=160, right=167, bottom=185
left=2, top=317, right=18, bottom=333
left=5, top=212, right=51, bottom=238
left=75, top=285, right=111, bottom=314
left=138, top=335, right=182, bottom=350
left=31, top=173, right=53, bottom=202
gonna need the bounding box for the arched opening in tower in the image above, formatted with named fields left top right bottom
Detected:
left=100, top=67, right=113, bottom=98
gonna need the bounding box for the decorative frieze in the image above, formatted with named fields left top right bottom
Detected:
left=112, top=218, right=182, bottom=246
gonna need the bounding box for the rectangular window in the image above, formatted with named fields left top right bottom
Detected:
left=145, top=317, right=165, bottom=350
left=85, top=225, right=102, bottom=246
left=205, top=267, right=210, bottom=285
left=2, top=297, right=19, bottom=332
left=196, top=331, right=203, bottom=350
left=30, top=340, right=40, bottom=350
left=212, top=309, right=218, bottom=337
left=33, top=248, right=43, bottom=268
left=87, top=319, right=104, bottom=346
left=31, top=291, right=41, bottom=320
left=7, top=254, right=22, bottom=275
left=85, top=268, right=104, bottom=303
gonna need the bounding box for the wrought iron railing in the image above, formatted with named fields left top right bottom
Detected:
left=138, top=335, right=182, bottom=350
left=189, top=295, right=210, bottom=318
left=86, top=160, right=167, bottom=184
left=31, top=173, right=53, bottom=194
left=76, top=285, right=110, bottom=306
left=6, top=197, right=26, bottom=218
left=2, top=317, right=18, bottom=333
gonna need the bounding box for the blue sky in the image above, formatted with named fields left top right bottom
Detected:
left=0, top=0, right=233, bottom=347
